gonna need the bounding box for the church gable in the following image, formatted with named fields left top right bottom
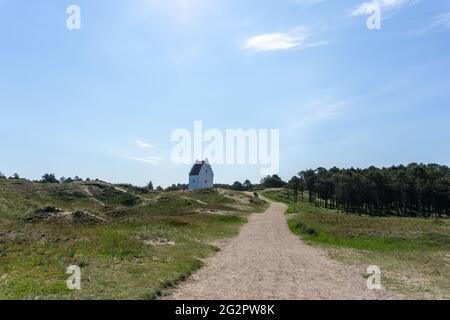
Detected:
left=188, top=160, right=214, bottom=190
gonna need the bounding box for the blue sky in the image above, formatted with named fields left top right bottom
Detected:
left=1, top=0, right=449, bottom=187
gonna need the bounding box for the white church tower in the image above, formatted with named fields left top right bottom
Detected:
left=189, top=159, right=214, bottom=190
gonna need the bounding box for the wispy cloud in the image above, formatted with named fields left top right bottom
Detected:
left=351, top=0, right=417, bottom=16
left=245, top=29, right=308, bottom=52
left=419, top=12, right=450, bottom=34
left=124, top=155, right=162, bottom=165
left=288, top=99, right=347, bottom=131
left=244, top=27, right=326, bottom=53
left=119, top=140, right=160, bottom=165
left=136, top=139, right=154, bottom=149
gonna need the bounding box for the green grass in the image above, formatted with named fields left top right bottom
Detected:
left=0, top=180, right=122, bottom=218
left=0, top=217, right=240, bottom=300
left=287, top=219, right=450, bottom=251
left=262, top=189, right=450, bottom=299
left=0, top=181, right=267, bottom=300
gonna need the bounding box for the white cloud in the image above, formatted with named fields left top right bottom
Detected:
left=303, top=40, right=329, bottom=49
left=136, top=139, right=154, bottom=149
left=351, top=0, right=417, bottom=16
left=245, top=32, right=306, bottom=52
left=124, top=155, right=162, bottom=165
left=420, top=12, right=450, bottom=34
left=244, top=27, right=326, bottom=53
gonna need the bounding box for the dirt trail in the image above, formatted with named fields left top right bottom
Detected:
left=167, top=200, right=399, bottom=300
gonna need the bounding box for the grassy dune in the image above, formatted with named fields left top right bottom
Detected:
left=263, top=189, right=450, bottom=299
left=0, top=180, right=267, bottom=300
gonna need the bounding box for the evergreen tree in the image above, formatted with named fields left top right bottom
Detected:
left=260, top=175, right=287, bottom=188
left=287, top=164, right=449, bottom=217
left=41, top=174, right=60, bottom=184
left=243, top=180, right=253, bottom=191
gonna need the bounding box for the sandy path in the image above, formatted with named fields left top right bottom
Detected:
left=168, top=201, right=398, bottom=300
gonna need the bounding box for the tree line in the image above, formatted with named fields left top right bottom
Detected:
left=0, top=172, right=99, bottom=184
left=286, top=163, right=450, bottom=217
left=215, top=175, right=288, bottom=191
left=1, top=170, right=288, bottom=193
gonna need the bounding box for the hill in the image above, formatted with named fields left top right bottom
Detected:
left=0, top=179, right=267, bottom=299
